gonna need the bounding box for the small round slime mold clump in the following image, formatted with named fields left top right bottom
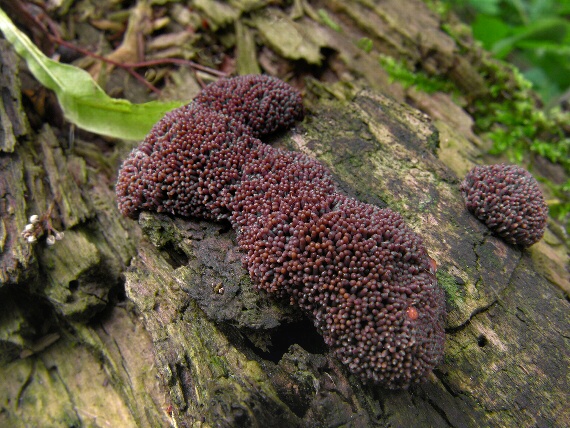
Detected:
left=116, top=75, right=446, bottom=389
left=460, top=163, right=548, bottom=247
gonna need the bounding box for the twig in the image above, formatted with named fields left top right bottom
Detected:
left=50, top=36, right=161, bottom=94
left=49, top=33, right=230, bottom=93
left=123, top=58, right=228, bottom=78
left=15, top=0, right=228, bottom=94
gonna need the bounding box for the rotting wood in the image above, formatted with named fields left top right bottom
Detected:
left=0, top=35, right=166, bottom=428
left=122, top=86, right=569, bottom=427
left=0, top=1, right=568, bottom=427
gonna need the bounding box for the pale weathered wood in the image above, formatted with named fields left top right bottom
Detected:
left=0, top=37, right=168, bottom=427
left=0, top=40, right=32, bottom=285
left=1, top=1, right=568, bottom=427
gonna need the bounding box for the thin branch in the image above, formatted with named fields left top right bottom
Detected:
left=15, top=0, right=228, bottom=94
left=50, top=36, right=161, bottom=94
left=123, top=58, right=228, bottom=78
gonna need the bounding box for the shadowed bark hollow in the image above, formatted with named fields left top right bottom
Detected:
left=0, top=1, right=568, bottom=427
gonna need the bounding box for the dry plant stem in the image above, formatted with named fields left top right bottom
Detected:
left=52, top=37, right=229, bottom=93
left=51, top=36, right=161, bottom=93
left=14, top=1, right=227, bottom=94
left=124, top=58, right=228, bottom=78
left=8, top=2, right=161, bottom=93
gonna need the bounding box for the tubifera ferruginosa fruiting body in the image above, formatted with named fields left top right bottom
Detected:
left=116, top=75, right=446, bottom=389
left=460, top=163, right=548, bottom=247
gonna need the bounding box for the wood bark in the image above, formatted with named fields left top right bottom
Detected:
left=1, top=1, right=568, bottom=427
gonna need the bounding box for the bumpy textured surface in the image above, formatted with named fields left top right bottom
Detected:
left=116, top=75, right=446, bottom=389
left=460, top=164, right=548, bottom=247
left=193, top=75, right=304, bottom=137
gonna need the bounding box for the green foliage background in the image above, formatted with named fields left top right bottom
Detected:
left=431, top=0, right=570, bottom=227
left=443, top=0, right=570, bottom=103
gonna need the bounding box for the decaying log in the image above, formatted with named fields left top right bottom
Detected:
left=0, top=39, right=169, bottom=427
left=1, top=1, right=569, bottom=427
left=123, top=86, right=569, bottom=427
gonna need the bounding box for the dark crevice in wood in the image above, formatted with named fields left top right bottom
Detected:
left=244, top=319, right=327, bottom=364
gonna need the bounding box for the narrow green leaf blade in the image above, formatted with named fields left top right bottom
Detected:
left=491, top=18, right=568, bottom=59
left=0, top=7, right=184, bottom=140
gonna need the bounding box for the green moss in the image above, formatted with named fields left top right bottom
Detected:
left=209, top=355, right=229, bottom=378
left=356, top=37, right=373, bottom=53
left=437, top=270, right=463, bottom=307
left=379, top=43, right=570, bottom=230
left=443, top=11, right=570, bottom=228
left=317, top=9, right=341, bottom=32
left=378, top=54, right=459, bottom=94
left=472, top=63, right=570, bottom=229
left=475, top=64, right=570, bottom=169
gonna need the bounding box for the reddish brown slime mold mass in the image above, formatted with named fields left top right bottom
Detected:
left=460, top=164, right=548, bottom=247
left=116, top=75, right=446, bottom=389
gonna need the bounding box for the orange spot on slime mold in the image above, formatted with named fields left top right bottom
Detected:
left=406, top=306, right=419, bottom=320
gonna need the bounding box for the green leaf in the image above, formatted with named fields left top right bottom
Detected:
left=472, top=15, right=512, bottom=50
left=515, top=40, right=570, bottom=54
left=468, top=0, right=501, bottom=16
left=492, top=18, right=568, bottom=58
left=0, top=7, right=183, bottom=140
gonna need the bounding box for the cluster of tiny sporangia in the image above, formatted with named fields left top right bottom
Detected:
left=116, top=75, right=446, bottom=389
left=460, top=163, right=548, bottom=247
left=21, top=214, right=64, bottom=246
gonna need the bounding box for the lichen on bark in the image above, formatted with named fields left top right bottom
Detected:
left=0, top=0, right=568, bottom=426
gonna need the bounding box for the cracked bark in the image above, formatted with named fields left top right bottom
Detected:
left=1, top=1, right=569, bottom=427
left=121, top=88, right=569, bottom=427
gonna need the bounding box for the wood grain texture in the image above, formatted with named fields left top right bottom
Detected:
left=0, top=1, right=568, bottom=427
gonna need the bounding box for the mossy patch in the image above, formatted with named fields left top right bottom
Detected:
left=437, top=269, right=464, bottom=308
left=379, top=54, right=460, bottom=95
left=378, top=44, right=570, bottom=231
